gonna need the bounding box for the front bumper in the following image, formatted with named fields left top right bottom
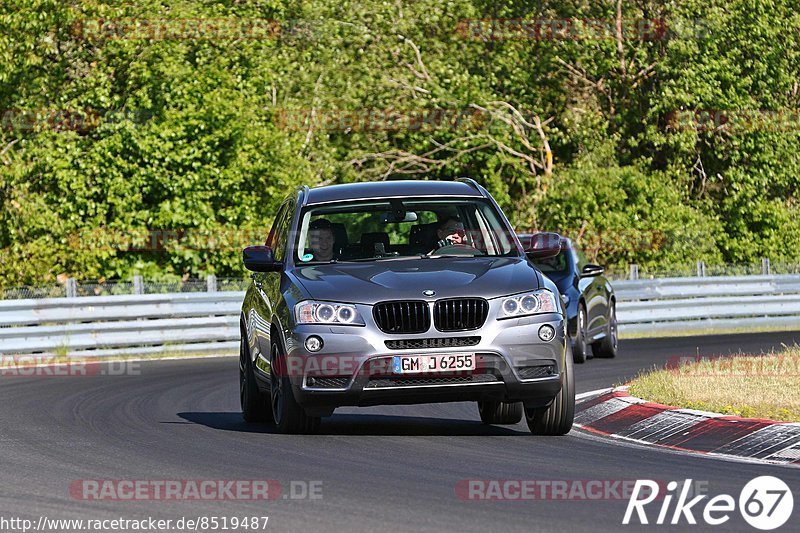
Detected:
left=278, top=310, right=567, bottom=416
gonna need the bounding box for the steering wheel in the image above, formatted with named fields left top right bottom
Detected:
left=430, top=243, right=482, bottom=256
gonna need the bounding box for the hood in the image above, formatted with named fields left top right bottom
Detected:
left=291, top=256, right=543, bottom=304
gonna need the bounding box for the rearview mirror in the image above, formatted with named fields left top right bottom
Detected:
left=523, top=232, right=562, bottom=259
left=243, top=246, right=282, bottom=272
left=380, top=211, right=418, bottom=223
left=581, top=264, right=605, bottom=278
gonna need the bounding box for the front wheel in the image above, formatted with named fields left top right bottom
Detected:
left=572, top=304, right=588, bottom=364
left=478, top=400, right=523, bottom=425
left=525, top=344, right=575, bottom=435
left=592, top=301, right=618, bottom=358
left=240, top=336, right=271, bottom=423
left=270, top=341, right=320, bottom=434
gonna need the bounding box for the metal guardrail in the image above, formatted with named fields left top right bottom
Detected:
left=0, top=292, right=244, bottom=357
left=0, top=275, right=250, bottom=300
left=614, top=275, right=800, bottom=335
left=2, top=274, right=800, bottom=357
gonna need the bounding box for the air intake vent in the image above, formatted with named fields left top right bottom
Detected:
left=305, top=376, right=350, bottom=388
left=517, top=365, right=556, bottom=380
left=385, top=337, right=480, bottom=350
left=365, top=374, right=498, bottom=389
left=433, top=298, right=489, bottom=332
left=373, top=301, right=430, bottom=334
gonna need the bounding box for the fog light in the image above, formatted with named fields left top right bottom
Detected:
left=538, top=324, right=556, bottom=342
left=305, top=335, right=323, bottom=352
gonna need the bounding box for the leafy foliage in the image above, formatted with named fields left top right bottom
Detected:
left=1, top=0, right=798, bottom=287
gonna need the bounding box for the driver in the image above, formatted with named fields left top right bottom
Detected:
left=308, top=218, right=336, bottom=262
left=432, top=217, right=467, bottom=250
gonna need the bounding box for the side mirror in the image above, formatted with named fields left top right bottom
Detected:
left=523, top=232, right=562, bottom=259
left=243, top=246, right=282, bottom=272
left=581, top=264, right=605, bottom=278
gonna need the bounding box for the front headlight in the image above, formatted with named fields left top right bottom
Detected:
left=295, top=301, right=365, bottom=326
left=498, top=290, right=559, bottom=319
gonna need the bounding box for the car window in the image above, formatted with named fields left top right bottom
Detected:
left=573, top=246, right=589, bottom=270
left=271, top=200, right=294, bottom=262
left=265, top=202, right=288, bottom=249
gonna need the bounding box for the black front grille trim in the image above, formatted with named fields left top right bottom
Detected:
left=433, top=298, right=489, bottom=332
left=365, top=374, right=499, bottom=388
left=385, top=337, right=480, bottom=350
left=373, top=301, right=430, bottom=334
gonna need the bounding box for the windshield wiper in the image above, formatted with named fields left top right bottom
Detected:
left=340, top=255, right=424, bottom=262
left=300, top=259, right=339, bottom=265
left=423, top=252, right=485, bottom=258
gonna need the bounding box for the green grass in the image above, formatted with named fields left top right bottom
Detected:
left=619, top=324, right=800, bottom=340
left=627, top=347, right=800, bottom=422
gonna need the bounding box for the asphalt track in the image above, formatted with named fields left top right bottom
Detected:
left=2, top=332, right=800, bottom=532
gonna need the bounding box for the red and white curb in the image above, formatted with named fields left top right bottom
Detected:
left=575, top=388, right=800, bottom=467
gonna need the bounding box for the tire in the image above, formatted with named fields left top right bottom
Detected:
left=240, top=336, right=272, bottom=423
left=592, top=301, right=618, bottom=358
left=478, top=400, right=523, bottom=425
left=572, top=304, right=588, bottom=364
left=525, top=344, right=575, bottom=435
left=270, top=341, right=321, bottom=434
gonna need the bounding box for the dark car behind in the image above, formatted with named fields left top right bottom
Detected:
left=519, top=235, right=618, bottom=363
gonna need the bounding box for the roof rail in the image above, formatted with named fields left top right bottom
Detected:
left=300, top=185, right=311, bottom=207
left=456, top=177, right=486, bottom=197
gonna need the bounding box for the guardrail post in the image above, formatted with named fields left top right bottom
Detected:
left=696, top=260, right=706, bottom=277
left=628, top=264, right=639, bottom=280
left=133, top=275, right=144, bottom=295
left=66, top=277, right=77, bottom=298
left=207, top=274, right=217, bottom=293
left=762, top=258, right=770, bottom=275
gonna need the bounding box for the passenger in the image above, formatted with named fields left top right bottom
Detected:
left=308, top=218, right=336, bottom=262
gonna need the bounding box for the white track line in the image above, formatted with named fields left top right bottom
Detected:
left=575, top=387, right=614, bottom=401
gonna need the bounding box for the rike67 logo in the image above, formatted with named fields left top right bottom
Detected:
left=624, top=477, right=794, bottom=530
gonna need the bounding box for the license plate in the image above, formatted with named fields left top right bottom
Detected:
left=392, top=354, right=475, bottom=374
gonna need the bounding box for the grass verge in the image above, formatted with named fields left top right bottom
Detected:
left=627, top=347, right=800, bottom=422
left=618, top=324, right=800, bottom=340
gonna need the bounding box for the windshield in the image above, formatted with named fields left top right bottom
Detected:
left=531, top=249, right=570, bottom=275
left=295, top=198, right=518, bottom=263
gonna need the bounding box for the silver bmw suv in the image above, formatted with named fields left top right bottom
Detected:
left=239, top=179, right=574, bottom=434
